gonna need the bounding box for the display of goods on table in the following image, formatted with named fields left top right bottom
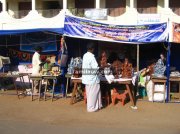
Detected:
left=67, top=57, right=83, bottom=78
left=154, top=59, right=166, bottom=77
left=112, top=60, right=122, bottom=79
left=121, top=58, right=133, bottom=78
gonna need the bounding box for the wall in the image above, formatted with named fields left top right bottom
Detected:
left=100, top=0, right=105, bottom=8
left=67, top=0, right=75, bottom=8
left=157, top=0, right=164, bottom=13
left=0, top=0, right=180, bottom=26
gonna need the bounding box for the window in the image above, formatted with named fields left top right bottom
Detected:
left=170, top=0, right=180, bottom=16
left=43, top=1, right=61, bottom=9
left=19, top=2, right=31, bottom=11
left=41, top=1, right=61, bottom=18
left=137, top=0, right=157, bottom=14
left=75, top=0, right=94, bottom=8
left=106, top=0, right=126, bottom=16
left=18, top=2, right=31, bottom=18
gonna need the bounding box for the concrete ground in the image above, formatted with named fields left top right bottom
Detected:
left=0, top=91, right=180, bottom=134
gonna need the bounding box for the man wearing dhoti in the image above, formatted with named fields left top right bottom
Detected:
left=82, top=42, right=102, bottom=112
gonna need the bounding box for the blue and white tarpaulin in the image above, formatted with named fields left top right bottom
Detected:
left=64, top=15, right=168, bottom=44
left=0, top=28, right=64, bottom=35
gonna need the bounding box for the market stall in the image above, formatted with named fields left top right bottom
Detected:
left=63, top=15, right=169, bottom=106
left=0, top=12, right=65, bottom=97
left=166, top=21, right=180, bottom=102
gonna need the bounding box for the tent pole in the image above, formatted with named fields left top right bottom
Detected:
left=166, top=42, right=171, bottom=102
left=137, top=44, right=139, bottom=72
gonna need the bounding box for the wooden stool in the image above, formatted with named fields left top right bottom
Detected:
left=111, top=88, right=129, bottom=106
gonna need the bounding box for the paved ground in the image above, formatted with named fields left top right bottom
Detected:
left=0, top=92, right=180, bottom=134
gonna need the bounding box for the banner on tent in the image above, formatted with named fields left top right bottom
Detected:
left=64, top=15, right=168, bottom=43
left=20, top=32, right=57, bottom=52
left=172, top=22, right=180, bottom=43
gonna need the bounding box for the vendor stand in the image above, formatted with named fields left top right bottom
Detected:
left=0, top=72, right=28, bottom=99
left=63, top=15, right=168, bottom=107
left=151, top=76, right=167, bottom=103
left=30, top=67, right=62, bottom=101
left=166, top=22, right=180, bottom=102
left=168, top=76, right=180, bottom=101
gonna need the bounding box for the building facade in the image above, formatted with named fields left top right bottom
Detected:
left=0, top=0, right=180, bottom=29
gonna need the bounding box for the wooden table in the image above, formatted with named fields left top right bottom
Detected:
left=0, top=73, right=28, bottom=99
left=169, top=76, right=180, bottom=101
left=151, top=76, right=167, bottom=103
left=70, top=77, right=135, bottom=107
left=29, top=75, right=60, bottom=101
left=70, top=78, right=82, bottom=104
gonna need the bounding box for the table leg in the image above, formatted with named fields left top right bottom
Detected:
left=44, top=79, right=48, bottom=101
left=28, top=74, right=31, bottom=88
left=126, top=84, right=135, bottom=107
left=52, top=79, right=56, bottom=102
left=66, top=78, right=69, bottom=98
left=169, top=81, right=171, bottom=102
left=31, top=80, right=34, bottom=101
left=163, top=82, right=166, bottom=103
left=38, top=80, right=42, bottom=101
left=70, top=82, right=78, bottom=105
left=13, top=78, right=19, bottom=99
left=179, top=82, right=180, bottom=100
left=20, top=76, right=26, bottom=96
left=152, top=82, right=155, bottom=102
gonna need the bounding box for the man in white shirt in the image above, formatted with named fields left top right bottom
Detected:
left=32, top=46, right=43, bottom=93
left=32, top=46, right=43, bottom=75
left=82, top=42, right=102, bottom=112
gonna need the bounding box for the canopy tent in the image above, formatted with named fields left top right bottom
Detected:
left=0, top=12, right=175, bottom=102
left=165, top=21, right=180, bottom=102
left=63, top=15, right=172, bottom=103
left=0, top=10, right=65, bottom=35
left=64, top=14, right=169, bottom=73
left=0, top=11, right=65, bottom=52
